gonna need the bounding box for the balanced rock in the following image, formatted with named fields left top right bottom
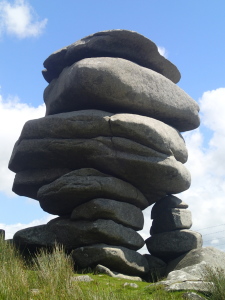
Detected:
left=9, top=138, right=191, bottom=205
left=8, top=29, right=202, bottom=277
left=48, top=217, right=144, bottom=250
left=146, top=230, right=203, bottom=261
left=151, top=195, right=188, bottom=219
left=37, top=168, right=148, bottom=215
left=71, top=243, right=149, bottom=276
left=13, top=110, right=188, bottom=163
left=150, top=208, right=192, bottom=234
left=44, top=57, right=199, bottom=131
left=42, top=29, right=180, bottom=84
left=71, top=198, right=144, bottom=231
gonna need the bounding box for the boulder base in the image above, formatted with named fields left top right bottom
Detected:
left=72, top=243, right=149, bottom=276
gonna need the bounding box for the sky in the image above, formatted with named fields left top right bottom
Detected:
left=0, top=0, right=225, bottom=254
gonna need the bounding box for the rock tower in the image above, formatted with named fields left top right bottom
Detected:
left=9, top=30, right=202, bottom=277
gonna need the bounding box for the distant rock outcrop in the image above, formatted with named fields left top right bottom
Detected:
left=9, top=29, right=203, bottom=277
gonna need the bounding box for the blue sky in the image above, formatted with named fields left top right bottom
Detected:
left=0, top=0, right=225, bottom=253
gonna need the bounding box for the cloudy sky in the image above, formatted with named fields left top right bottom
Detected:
left=0, top=0, right=225, bottom=254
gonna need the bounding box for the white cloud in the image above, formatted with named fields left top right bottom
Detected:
left=181, top=87, right=225, bottom=250
left=158, top=46, right=168, bottom=58
left=0, top=0, right=47, bottom=38
left=0, top=214, right=55, bottom=239
left=0, top=94, right=45, bottom=196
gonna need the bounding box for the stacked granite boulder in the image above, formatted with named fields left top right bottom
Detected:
left=8, top=30, right=202, bottom=276
left=146, top=195, right=202, bottom=262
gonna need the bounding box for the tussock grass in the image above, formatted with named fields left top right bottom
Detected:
left=0, top=236, right=208, bottom=300
left=204, top=266, right=225, bottom=300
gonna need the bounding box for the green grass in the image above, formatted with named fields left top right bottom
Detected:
left=0, top=236, right=209, bottom=300
left=203, top=266, right=225, bottom=300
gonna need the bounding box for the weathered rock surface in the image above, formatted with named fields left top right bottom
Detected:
left=13, top=218, right=144, bottom=251
left=48, top=218, right=144, bottom=250
left=71, top=243, right=149, bottom=276
left=37, top=168, right=148, bottom=214
left=13, top=225, right=57, bottom=252
left=44, top=57, right=199, bottom=131
left=9, top=138, right=191, bottom=205
left=71, top=198, right=144, bottom=230
left=151, top=195, right=188, bottom=219
left=166, top=246, right=225, bottom=275
left=15, top=110, right=188, bottom=163
left=150, top=208, right=192, bottom=234
left=12, top=168, right=71, bottom=199
left=152, top=262, right=213, bottom=293
left=42, top=29, right=181, bottom=84
left=146, top=230, right=203, bottom=261
left=94, top=264, right=142, bottom=281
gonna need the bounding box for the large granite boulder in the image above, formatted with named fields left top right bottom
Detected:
left=150, top=208, right=192, bottom=234
left=14, top=218, right=145, bottom=252
left=71, top=243, right=149, bottom=276
left=146, top=230, right=203, bottom=261
left=13, top=110, right=188, bottom=163
left=42, top=29, right=180, bottom=84
left=9, top=138, right=191, bottom=205
left=48, top=218, right=144, bottom=250
left=71, top=198, right=144, bottom=230
left=37, top=168, right=148, bottom=214
left=44, top=57, right=199, bottom=131
left=166, top=247, right=225, bottom=275
left=151, top=195, right=189, bottom=219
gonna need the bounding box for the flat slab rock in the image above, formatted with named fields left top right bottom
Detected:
left=94, top=264, right=142, bottom=281
left=43, top=29, right=181, bottom=84
left=48, top=217, right=144, bottom=251
left=71, top=243, right=149, bottom=276
left=9, top=137, right=191, bottom=205
left=151, top=195, right=188, bottom=219
left=71, top=198, right=144, bottom=231
left=14, top=110, right=188, bottom=163
left=12, top=168, right=71, bottom=199
left=44, top=57, right=199, bottom=132
left=146, top=230, right=203, bottom=261
left=37, top=168, right=148, bottom=215
left=13, top=224, right=57, bottom=252
left=13, top=217, right=144, bottom=251
left=150, top=208, right=192, bottom=235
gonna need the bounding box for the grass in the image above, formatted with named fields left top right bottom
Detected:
left=0, top=235, right=212, bottom=300
left=203, top=266, right=225, bottom=300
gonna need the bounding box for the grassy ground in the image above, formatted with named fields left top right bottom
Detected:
left=0, top=236, right=216, bottom=300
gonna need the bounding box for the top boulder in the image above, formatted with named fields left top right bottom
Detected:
left=42, top=29, right=181, bottom=84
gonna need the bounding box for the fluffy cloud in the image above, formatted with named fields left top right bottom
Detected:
left=0, top=0, right=47, bottom=38
left=181, top=88, right=225, bottom=250
left=0, top=94, right=45, bottom=196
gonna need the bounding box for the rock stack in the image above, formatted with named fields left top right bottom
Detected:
left=146, top=195, right=202, bottom=262
left=8, top=30, right=202, bottom=276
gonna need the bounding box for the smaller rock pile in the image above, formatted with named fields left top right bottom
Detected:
left=146, top=196, right=202, bottom=262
